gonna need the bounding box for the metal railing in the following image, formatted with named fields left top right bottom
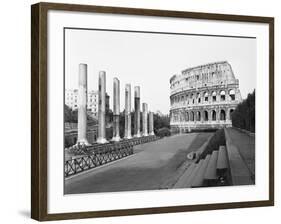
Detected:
left=65, top=135, right=160, bottom=177
left=65, top=142, right=133, bottom=177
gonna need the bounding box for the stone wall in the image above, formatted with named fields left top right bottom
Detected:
left=170, top=61, right=242, bottom=132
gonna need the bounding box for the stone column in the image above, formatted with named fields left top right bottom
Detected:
left=216, top=108, right=220, bottom=121
left=134, top=86, right=141, bottom=137
left=77, top=64, right=90, bottom=146
left=226, top=89, right=230, bottom=102
left=149, top=111, right=155, bottom=136
left=142, top=103, right=148, bottom=136
left=208, top=110, right=212, bottom=123
left=97, top=71, right=108, bottom=144
left=226, top=108, right=230, bottom=121
left=124, top=84, right=132, bottom=139
left=201, top=110, right=204, bottom=122
left=112, top=77, right=121, bottom=142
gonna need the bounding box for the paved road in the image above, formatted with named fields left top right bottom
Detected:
left=227, top=128, right=255, bottom=177
left=65, top=133, right=211, bottom=194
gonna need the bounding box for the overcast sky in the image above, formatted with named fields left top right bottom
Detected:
left=65, top=29, right=256, bottom=114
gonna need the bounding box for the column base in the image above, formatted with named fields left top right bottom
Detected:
left=134, top=133, right=142, bottom=138
left=124, top=135, right=132, bottom=139
left=111, top=136, right=121, bottom=142
left=76, top=139, right=91, bottom=146
left=97, top=138, right=108, bottom=144
left=149, top=132, right=155, bottom=136
left=142, top=133, right=148, bottom=137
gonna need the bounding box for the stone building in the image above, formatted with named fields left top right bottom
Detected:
left=169, top=61, right=242, bottom=133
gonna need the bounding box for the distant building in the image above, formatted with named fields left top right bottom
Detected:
left=169, top=61, right=242, bottom=133
left=87, top=90, right=99, bottom=118
left=65, top=89, right=110, bottom=119
left=65, top=89, right=79, bottom=110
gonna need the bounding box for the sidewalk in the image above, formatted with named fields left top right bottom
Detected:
left=65, top=133, right=201, bottom=194
left=227, top=127, right=255, bottom=177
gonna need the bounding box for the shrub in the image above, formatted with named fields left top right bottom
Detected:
left=200, top=128, right=226, bottom=159
left=156, top=127, right=171, bottom=137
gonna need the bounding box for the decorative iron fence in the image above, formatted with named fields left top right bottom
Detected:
left=65, top=142, right=133, bottom=177
left=65, top=135, right=160, bottom=177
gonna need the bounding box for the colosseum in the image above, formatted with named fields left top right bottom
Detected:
left=169, top=61, right=242, bottom=133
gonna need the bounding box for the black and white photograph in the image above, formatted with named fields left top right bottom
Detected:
left=0, top=0, right=278, bottom=222
left=28, top=2, right=274, bottom=221
left=64, top=28, right=256, bottom=194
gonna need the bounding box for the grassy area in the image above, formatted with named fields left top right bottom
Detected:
left=199, top=128, right=226, bottom=159
left=188, top=132, right=214, bottom=151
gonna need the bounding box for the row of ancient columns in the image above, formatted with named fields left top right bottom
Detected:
left=76, top=63, right=154, bottom=145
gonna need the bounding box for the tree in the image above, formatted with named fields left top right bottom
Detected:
left=64, top=104, right=98, bottom=124
left=231, top=90, right=255, bottom=132
left=64, top=105, right=77, bottom=123
left=153, top=113, right=170, bottom=131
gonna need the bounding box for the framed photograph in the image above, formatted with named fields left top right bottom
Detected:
left=31, top=2, right=274, bottom=221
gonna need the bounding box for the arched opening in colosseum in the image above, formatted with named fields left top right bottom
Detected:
left=204, top=111, right=208, bottom=121
left=190, top=111, right=194, bottom=121
left=229, top=109, right=234, bottom=119
left=212, top=110, right=216, bottom=121
left=212, top=91, right=217, bottom=102
left=229, top=89, right=235, bottom=100
left=204, top=92, right=209, bottom=102
left=181, top=112, right=185, bottom=121
left=197, top=93, right=201, bottom=103
left=220, top=90, right=226, bottom=101
left=220, top=109, right=226, bottom=120
left=186, top=112, right=189, bottom=121
left=196, top=111, right=201, bottom=121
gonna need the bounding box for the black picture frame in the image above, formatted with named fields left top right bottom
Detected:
left=31, top=2, right=274, bottom=221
